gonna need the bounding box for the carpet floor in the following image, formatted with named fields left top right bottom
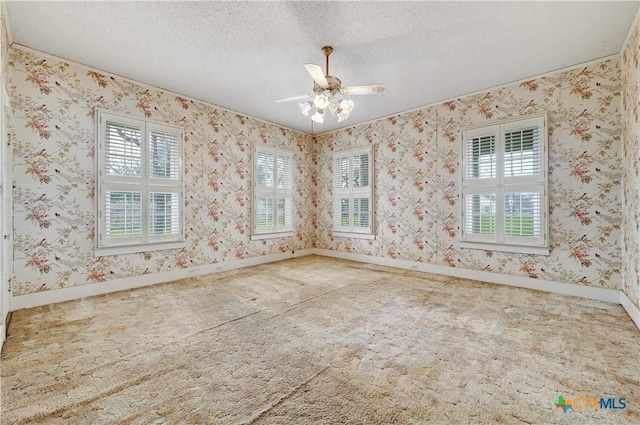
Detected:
left=1, top=255, right=639, bottom=424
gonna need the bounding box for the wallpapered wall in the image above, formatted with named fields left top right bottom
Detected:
left=622, top=16, right=640, bottom=310
left=1, top=6, right=7, bottom=90
left=8, top=45, right=627, bottom=299
left=9, top=48, right=313, bottom=296
left=313, top=58, right=623, bottom=290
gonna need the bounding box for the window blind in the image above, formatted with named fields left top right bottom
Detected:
left=104, top=190, right=142, bottom=239
left=461, top=113, right=547, bottom=252
left=253, top=146, right=293, bottom=235
left=335, top=156, right=350, bottom=190
left=149, top=129, right=180, bottom=180
left=466, top=134, right=495, bottom=179
left=257, top=151, right=274, bottom=188
left=97, top=110, right=184, bottom=250
left=276, top=153, right=293, bottom=230
left=353, top=197, right=370, bottom=229
left=149, top=192, right=180, bottom=236
left=105, top=122, right=141, bottom=177
left=333, top=148, right=374, bottom=235
left=352, top=154, right=369, bottom=188
left=277, top=154, right=292, bottom=190
left=465, top=193, right=497, bottom=236
left=504, top=127, right=540, bottom=177
left=504, top=192, right=542, bottom=238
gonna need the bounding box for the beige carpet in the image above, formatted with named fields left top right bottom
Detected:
left=1, top=255, right=639, bottom=424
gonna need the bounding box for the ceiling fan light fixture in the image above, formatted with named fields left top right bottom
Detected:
left=313, top=93, right=330, bottom=109
left=339, top=99, right=354, bottom=114
left=311, top=109, right=325, bottom=123
left=278, top=45, right=384, bottom=124
left=299, top=101, right=312, bottom=116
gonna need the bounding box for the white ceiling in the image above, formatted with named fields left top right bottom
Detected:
left=5, top=1, right=639, bottom=135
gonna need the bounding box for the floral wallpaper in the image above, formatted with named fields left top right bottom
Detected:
left=7, top=43, right=629, bottom=299
left=9, top=48, right=314, bottom=296
left=1, top=7, right=8, bottom=89
left=313, top=58, right=623, bottom=290
left=622, top=16, right=640, bottom=310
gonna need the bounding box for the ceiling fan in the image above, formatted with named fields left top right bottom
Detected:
left=275, top=46, right=386, bottom=123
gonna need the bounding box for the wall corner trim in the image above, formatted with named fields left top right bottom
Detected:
left=620, top=291, right=640, bottom=331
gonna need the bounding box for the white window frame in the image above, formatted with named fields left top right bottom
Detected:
left=333, top=146, right=375, bottom=239
left=251, top=145, right=294, bottom=240
left=95, top=109, right=185, bottom=256
left=460, top=113, right=549, bottom=255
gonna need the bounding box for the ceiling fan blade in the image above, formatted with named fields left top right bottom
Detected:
left=341, top=84, right=386, bottom=95
left=304, top=63, right=329, bottom=89
left=274, top=94, right=312, bottom=103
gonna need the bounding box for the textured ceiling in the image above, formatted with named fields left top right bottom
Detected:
left=5, top=1, right=639, bottom=134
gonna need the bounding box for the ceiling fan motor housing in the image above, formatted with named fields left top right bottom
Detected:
left=314, top=75, right=342, bottom=95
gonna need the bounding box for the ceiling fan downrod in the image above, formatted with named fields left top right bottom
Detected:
left=322, top=46, right=333, bottom=77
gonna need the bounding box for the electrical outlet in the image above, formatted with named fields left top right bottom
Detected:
left=216, top=266, right=223, bottom=272
left=410, top=264, right=418, bottom=270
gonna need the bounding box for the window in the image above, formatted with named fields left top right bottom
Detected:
left=333, top=146, right=374, bottom=238
left=96, top=110, right=184, bottom=255
left=460, top=113, right=548, bottom=255
left=252, top=145, right=293, bottom=238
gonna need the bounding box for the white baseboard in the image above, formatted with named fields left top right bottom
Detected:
left=312, top=249, right=621, bottom=304
left=620, top=291, right=640, bottom=330
left=10, top=248, right=635, bottom=333
left=10, top=249, right=314, bottom=311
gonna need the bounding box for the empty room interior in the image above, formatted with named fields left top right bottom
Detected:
left=1, top=1, right=640, bottom=424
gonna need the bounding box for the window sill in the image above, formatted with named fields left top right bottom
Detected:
left=459, top=241, right=549, bottom=256
left=95, top=240, right=186, bottom=257
left=333, top=231, right=375, bottom=240
left=251, top=231, right=294, bottom=241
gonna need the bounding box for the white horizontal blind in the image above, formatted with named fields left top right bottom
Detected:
left=504, top=191, right=541, bottom=238
left=97, top=110, right=184, bottom=249
left=105, top=190, right=142, bottom=241
left=149, top=192, right=180, bottom=236
left=352, top=153, right=369, bottom=188
left=256, top=196, right=274, bottom=229
left=146, top=123, right=182, bottom=241
left=149, top=129, right=180, bottom=180
left=276, top=153, right=293, bottom=231
left=464, top=193, right=497, bottom=238
left=351, top=152, right=370, bottom=232
left=253, top=146, right=293, bottom=235
left=276, top=198, right=292, bottom=230
left=461, top=114, right=547, bottom=249
left=105, top=121, right=142, bottom=177
left=504, top=127, right=540, bottom=177
left=466, top=133, right=496, bottom=179
left=333, top=154, right=350, bottom=230
left=333, top=147, right=373, bottom=235
left=353, top=197, right=370, bottom=229
left=257, top=151, right=274, bottom=188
